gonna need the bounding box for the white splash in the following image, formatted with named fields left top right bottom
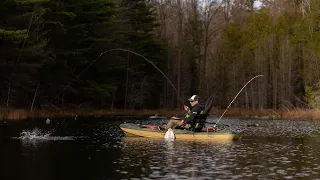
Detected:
left=20, top=128, right=52, bottom=140
left=164, top=128, right=176, bottom=141
left=14, top=128, right=76, bottom=141
left=46, top=118, right=51, bottom=124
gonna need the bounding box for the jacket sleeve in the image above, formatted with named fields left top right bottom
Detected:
left=185, top=105, right=202, bottom=124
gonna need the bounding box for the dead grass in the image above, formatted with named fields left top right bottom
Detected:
left=280, top=109, right=320, bottom=120
left=1, top=107, right=320, bottom=121
left=0, top=108, right=29, bottom=120
left=0, top=107, right=186, bottom=121
left=210, top=108, right=282, bottom=119
left=210, top=108, right=320, bottom=120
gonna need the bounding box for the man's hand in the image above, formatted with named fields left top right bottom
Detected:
left=180, top=120, right=184, bottom=126
left=184, top=105, right=189, bottom=111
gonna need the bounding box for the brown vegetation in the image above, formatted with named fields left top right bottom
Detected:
left=0, top=107, right=184, bottom=120
left=212, top=108, right=320, bottom=121
left=1, top=107, right=320, bottom=121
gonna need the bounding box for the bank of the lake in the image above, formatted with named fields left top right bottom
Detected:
left=1, top=107, right=320, bottom=121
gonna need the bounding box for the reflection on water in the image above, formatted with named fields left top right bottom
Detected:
left=117, top=136, right=320, bottom=179
left=0, top=116, right=320, bottom=180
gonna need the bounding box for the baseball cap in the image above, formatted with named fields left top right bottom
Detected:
left=188, top=95, right=199, bottom=101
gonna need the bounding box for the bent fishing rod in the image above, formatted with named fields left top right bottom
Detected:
left=213, top=75, right=264, bottom=128
left=49, top=48, right=185, bottom=105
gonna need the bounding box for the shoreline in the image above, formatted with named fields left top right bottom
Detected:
left=1, top=107, right=320, bottom=121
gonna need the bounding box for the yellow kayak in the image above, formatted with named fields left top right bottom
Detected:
left=120, top=123, right=243, bottom=142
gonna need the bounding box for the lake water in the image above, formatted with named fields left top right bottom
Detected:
left=1, top=116, right=320, bottom=180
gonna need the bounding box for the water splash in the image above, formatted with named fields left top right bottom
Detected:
left=164, top=128, right=176, bottom=141
left=19, top=128, right=52, bottom=140
left=13, top=128, right=77, bottom=141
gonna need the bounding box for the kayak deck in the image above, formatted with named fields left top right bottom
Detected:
left=120, top=123, right=243, bottom=141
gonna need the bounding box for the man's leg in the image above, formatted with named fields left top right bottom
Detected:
left=165, top=119, right=183, bottom=130
left=184, top=124, right=191, bottom=129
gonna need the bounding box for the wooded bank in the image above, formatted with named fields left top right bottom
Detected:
left=1, top=0, right=320, bottom=111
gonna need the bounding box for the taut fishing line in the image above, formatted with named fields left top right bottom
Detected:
left=214, top=75, right=264, bottom=128
left=49, top=48, right=184, bottom=105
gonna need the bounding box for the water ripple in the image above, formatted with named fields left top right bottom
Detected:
left=114, top=136, right=320, bottom=179
left=2, top=116, right=320, bottom=180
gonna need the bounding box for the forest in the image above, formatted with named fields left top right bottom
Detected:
left=1, top=0, right=320, bottom=113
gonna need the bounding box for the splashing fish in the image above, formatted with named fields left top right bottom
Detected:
left=164, top=128, right=176, bottom=141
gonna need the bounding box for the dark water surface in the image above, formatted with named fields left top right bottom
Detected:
left=1, top=116, right=320, bottom=180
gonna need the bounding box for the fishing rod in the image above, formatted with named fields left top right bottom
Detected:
left=213, top=75, right=264, bottom=128
left=49, top=48, right=185, bottom=105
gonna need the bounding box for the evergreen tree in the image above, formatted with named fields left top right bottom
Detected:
left=117, top=0, right=166, bottom=109
left=42, top=0, right=121, bottom=107
left=41, top=0, right=167, bottom=109
left=0, top=0, right=49, bottom=107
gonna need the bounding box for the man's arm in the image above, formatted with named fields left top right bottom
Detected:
left=185, top=105, right=202, bottom=124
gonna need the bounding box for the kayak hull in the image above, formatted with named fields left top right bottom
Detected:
left=120, top=123, right=243, bottom=142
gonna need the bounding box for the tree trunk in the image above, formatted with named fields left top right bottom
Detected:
left=124, top=52, right=130, bottom=110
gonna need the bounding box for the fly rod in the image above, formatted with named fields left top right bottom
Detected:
left=214, top=75, right=264, bottom=128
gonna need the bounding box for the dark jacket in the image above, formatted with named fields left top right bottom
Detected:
left=185, top=103, right=204, bottom=125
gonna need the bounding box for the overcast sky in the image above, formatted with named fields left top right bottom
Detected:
left=199, top=0, right=263, bottom=9
left=254, top=1, right=262, bottom=8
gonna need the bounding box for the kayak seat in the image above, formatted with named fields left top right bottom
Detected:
left=193, top=122, right=206, bottom=132
left=192, top=114, right=209, bottom=132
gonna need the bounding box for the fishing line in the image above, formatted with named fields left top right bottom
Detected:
left=214, top=75, right=264, bottom=128
left=49, top=48, right=184, bottom=105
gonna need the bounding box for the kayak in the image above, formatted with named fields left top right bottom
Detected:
left=120, top=123, right=243, bottom=142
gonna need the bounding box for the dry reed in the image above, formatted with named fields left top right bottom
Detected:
left=1, top=107, right=320, bottom=121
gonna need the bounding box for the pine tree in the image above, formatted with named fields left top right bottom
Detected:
left=42, top=0, right=121, bottom=107
left=117, top=0, right=167, bottom=109
left=0, top=0, right=49, bottom=107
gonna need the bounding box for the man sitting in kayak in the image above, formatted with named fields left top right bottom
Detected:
left=165, top=95, right=204, bottom=130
